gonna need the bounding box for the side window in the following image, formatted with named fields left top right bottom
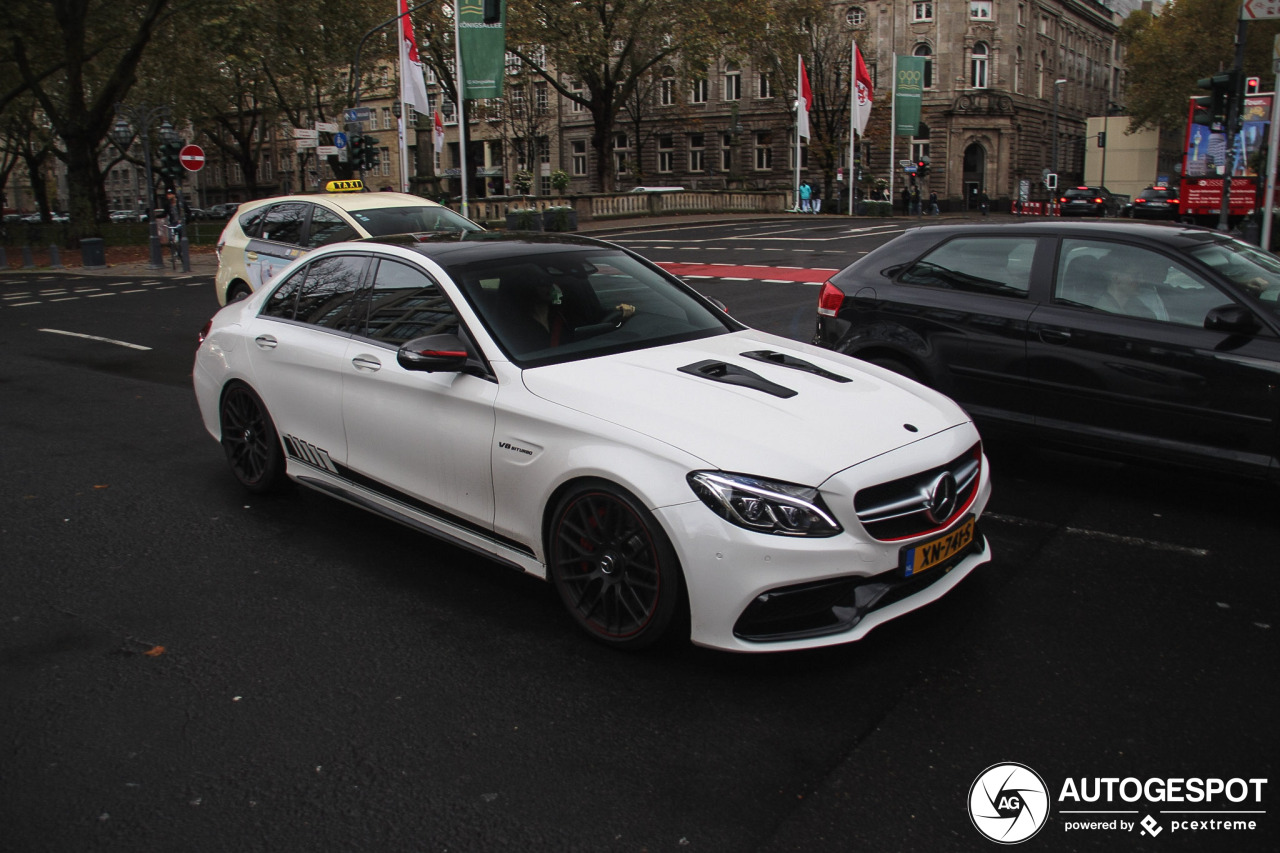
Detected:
left=899, top=236, right=1037, bottom=296
left=258, top=202, right=309, bottom=246
left=362, top=259, right=458, bottom=345
left=261, top=264, right=306, bottom=320
left=237, top=207, right=267, bottom=238
left=304, top=206, right=358, bottom=248
left=1055, top=239, right=1227, bottom=326
left=293, top=254, right=370, bottom=331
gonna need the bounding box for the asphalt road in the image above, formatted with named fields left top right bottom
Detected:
left=1, top=217, right=1276, bottom=852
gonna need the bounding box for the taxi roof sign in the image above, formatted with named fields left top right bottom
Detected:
left=326, top=179, right=364, bottom=193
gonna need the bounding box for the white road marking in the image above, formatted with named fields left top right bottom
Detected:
left=38, top=328, right=152, bottom=351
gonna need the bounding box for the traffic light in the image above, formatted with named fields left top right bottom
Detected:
left=158, top=140, right=183, bottom=179
left=361, top=135, right=380, bottom=170
left=915, top=156, right=930, bottom=177
left=349, top=134, right=364, bottom=169
left=1196, top=70, right=1237, bottom=127
left=1246, top=76, right=1261, bottom=95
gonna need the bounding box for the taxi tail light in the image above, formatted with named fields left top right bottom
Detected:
left=817, top=281, right=845, bottom=317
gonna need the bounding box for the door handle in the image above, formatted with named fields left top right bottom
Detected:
left=254, top=335, right=278, bottom=349
left=351, top=355, right=382, bottom=372
left=246, top=251, right=259, bottom=261
left=1038, top=327, right=1072, bottom=343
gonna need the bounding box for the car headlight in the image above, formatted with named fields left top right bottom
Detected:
left=688, top=471, right=842, bottom=537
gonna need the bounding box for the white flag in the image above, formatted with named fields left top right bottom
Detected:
left=398, top=0, right=429, bottom=111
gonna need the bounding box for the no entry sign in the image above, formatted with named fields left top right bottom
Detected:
left=179, top=144, right=205, bottom=172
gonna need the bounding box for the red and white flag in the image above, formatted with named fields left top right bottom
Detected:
left=852, top=43, right=874, bottom=136
left=398, top=0, right=429, bottom=112
left=797, top=57, right=813, bottom=140
left=433, top=110, right=445, bottom=154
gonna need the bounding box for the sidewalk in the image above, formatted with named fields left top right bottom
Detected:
left=4, top=209, right=1008, bottom=276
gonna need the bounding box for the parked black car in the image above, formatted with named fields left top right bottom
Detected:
left=1128, top=185, right=1181, bottom=220
left=813, top=221, right=1280, bottom=479
left=1058, top=186, right=1121, bottom=217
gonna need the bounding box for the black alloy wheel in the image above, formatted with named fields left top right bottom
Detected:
left=549, top=482, right=684, bottom=649
left=219, top=383, right=287, bottom=493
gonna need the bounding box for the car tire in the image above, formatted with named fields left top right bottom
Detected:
left=219, top=382, right=287, bottom=494
left=226, top=282, right=252, bottom=303
left=548, top=480, right=685, bottom=650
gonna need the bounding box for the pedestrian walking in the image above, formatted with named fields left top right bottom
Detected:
left=979, top=189, right=990, bottom=216
left=929, top=190, right=940, bottom=216
left=799, top=181, right=812, bottom=214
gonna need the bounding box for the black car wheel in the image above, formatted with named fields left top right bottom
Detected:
left=219, top=383, right=287, bottom=493
left=226, top=281, right=252, bottom=303
left=549, top=481, right=684, bottom=649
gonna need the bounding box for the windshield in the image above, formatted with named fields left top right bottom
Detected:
left=1188, top=238, right=1280, bottom=319
left=349, top=205, right=482, bottom=236
left=445, top=248, right=732, bottom=365
left=1063, top=189, right=1102, bottom=200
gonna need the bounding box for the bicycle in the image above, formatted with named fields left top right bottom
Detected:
left=162, top=221, right=183, bottom=270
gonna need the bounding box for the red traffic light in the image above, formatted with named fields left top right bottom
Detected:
left=1246, top=76, right=1261, bottom=95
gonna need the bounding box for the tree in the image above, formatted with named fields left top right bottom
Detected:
left=1121, top=0, right=1280, bottom=132
left=1, top=0, right=178, bottom=232
left=504, top=0, right=782, bottom=192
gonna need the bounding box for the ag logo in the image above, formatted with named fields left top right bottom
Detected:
left=969, top=763, right=1050, bottom=844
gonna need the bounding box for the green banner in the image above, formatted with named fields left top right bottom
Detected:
left=894, top=56, right=925, bottom=137
left=459, top=0, right=506, bottom=100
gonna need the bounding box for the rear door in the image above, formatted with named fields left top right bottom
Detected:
left=1027, top=236, right=1280, bottom=471
left=876, top=233, right=1048, bottom=424
left=245, top=202, right=312, bottom=290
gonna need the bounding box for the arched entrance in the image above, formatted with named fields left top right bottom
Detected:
left=963, top=143, right=987, bottom=210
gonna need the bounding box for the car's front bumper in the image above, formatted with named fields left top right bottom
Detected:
left=658, top=427, right=993, bottom=653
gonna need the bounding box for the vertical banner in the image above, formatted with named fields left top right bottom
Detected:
left=894, top=56, right=925, bottom=137
left=398, top=0, right=429, bottom=111
left=458, top=0, right=506, bottom=100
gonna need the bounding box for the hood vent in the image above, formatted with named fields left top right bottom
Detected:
left=678, top=360, right=798, bottom=399
left=740, top=350, right=851, bottom=383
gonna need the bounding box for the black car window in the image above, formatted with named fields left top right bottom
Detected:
left=258, top=202, right=310, bottom=245
left=261, top=263, right=306, bottom=320
left=899, top=236, right=1037, bottom=296
left=303, top=206, right=358, bottom=249
left=292, top=254, right=370, bottom=331
left=1055, top=239, right=1229, bottom=326
left=1188, top=239, right=1280, bottom=324
left=237, top=206, right=267, bottom=238
left=362, top=258, right=458, bottom=345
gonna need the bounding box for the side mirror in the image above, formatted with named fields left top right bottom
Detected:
left=1204, top=304, right=1260, bottom=334
left=397, top=333, right=472, bottom=372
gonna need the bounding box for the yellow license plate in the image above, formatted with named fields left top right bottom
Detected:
left=901, top=516, right=976, bottom=578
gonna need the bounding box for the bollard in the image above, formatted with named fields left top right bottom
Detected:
left=79, top=237, right=106, bottom=268
left=22, top=245, right=35, bottom=268
left=49, top=244, right=63, bottom=269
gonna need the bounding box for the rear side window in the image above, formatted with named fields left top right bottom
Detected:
left=899, top=236, right=1037, bottom=296
left=304, top=207, right=359, bottom=248
left=258, top=203, right=310, bottom=245
left=293, top=254, right=370, bottom=331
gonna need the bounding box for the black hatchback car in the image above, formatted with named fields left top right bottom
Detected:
left=1058, top=186, right=1121, bottom=217
left=813, top=221, right=1280, bottom=479
left=1128, top=185, right=1181, bottom=220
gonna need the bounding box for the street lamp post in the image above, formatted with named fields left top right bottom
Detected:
left=1051, top=79, right=1067, bottom=177
left=112, top=104, right=169, bottom=270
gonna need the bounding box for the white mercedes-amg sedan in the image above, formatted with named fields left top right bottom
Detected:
left=194, top=232, right=992, bottom=652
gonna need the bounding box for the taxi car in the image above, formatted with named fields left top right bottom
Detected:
left=194, top=232, right=992, bottom=652
left=813, top=220, right=1280, bottom=480
left=213, top=180, right=482, bottom=305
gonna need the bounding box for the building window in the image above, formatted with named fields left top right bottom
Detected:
left=846, top=6, right=866, bottom=27
left=571, top=140, right=587, bottom=176
left=614, top=133, right=630, bottom=174
left=913, top=2, right=933, bottom=22
left=721, top=133, right=734, bottom=171
left=758, top=73, right=773, bottom=99
left=724, top=65, right=741, bottom=101
left=570, top=81, right=584, bottom=113
left=971, top=42, right=990, bottom=89
left=535, top=82, right=548, bottom=113
left=914, top=44, right=933, bottom=89
left=381, top=148, right=391, bottom=176
left=382, top=107, right=392, bottom=130
left=658, top=134, right=673, bottom=172
left=1015, top=47, right=1023, bottom=93
left=691, top=78, right=708, bottom=104
left=689, top=132, right=705, bottom=172
left=971, top=1, right=992, bottom=20
left=660, top=69, right=676, bottom=106
left=261, top=154, right=272, bottom=182
left=754, top=130, right=772, bottom=170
